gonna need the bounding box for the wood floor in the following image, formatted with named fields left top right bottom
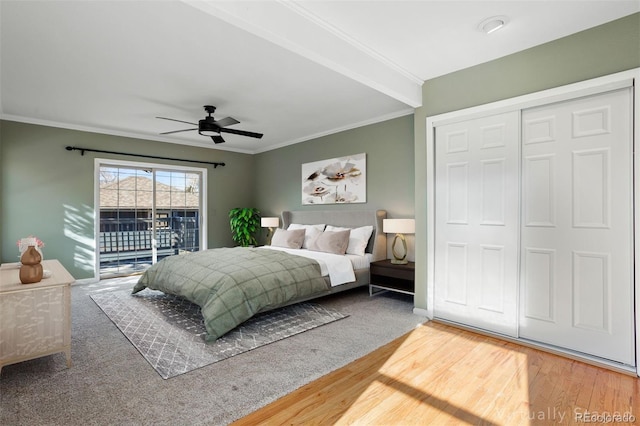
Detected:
left=232, top=322, right=639, bottom=425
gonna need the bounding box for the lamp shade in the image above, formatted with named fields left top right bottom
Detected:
left=261, top=217, right=279, bottom=228
left=383, top=218, right=415, bottom=234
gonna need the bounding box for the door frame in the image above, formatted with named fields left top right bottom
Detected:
left=422, top=68, right=640, bottom=375
left=93, top=158, right=208, bottom=280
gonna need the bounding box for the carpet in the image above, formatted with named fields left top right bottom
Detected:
left=90, top=289, right=348, bottom=379
left=2, top=278, right=424, bottom=425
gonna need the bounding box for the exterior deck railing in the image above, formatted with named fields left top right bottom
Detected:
left=98, top=216, right=199, bottom=264
left=99, top=229, right=177, bottom=262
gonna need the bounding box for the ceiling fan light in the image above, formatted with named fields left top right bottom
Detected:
left=199, top=119, right=220, bottom=136
left=157, top=106, right=261, bottom=143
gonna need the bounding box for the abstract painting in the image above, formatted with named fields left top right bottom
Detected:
left=301, top=153, right=366, bottom=204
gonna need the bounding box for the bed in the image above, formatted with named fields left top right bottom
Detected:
left=132, top=209, right=387, bottom=341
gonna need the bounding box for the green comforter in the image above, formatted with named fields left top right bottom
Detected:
left=132, top=247, right=329, bottom=341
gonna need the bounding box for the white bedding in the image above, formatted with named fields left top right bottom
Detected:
left=348, top=252, right=373, bottom=270
left=260, top=246, right=364, bottom=286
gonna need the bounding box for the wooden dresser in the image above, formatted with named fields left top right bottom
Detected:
left=0, top=259, right=74, bottom=374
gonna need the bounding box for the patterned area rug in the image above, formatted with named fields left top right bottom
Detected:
left=90, top=289, right=348, bottom=379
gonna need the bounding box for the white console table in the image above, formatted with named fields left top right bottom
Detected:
left=0, top=260, right=74, bottom=374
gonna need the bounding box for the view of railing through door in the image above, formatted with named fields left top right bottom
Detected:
left=98, top=163, right=204, bottom=277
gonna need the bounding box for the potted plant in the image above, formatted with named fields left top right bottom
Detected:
left=229, top=207, right=261, bottom=247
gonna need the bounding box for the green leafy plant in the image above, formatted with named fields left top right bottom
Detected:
left=229, top=207, right=261, bottom=247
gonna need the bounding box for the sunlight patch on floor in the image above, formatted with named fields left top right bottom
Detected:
left=334, top=323, right=536, bottom=425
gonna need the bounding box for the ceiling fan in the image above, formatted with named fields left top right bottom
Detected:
left=157, top=105, right=263, bottom=144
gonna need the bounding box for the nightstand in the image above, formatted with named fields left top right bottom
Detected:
left=369, top=260, right=415, bottom=296
left=0, top=260, right=74, bottom=374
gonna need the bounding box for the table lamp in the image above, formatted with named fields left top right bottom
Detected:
left=261, top=217, right=279, bottom=245
left=383, top=218, right=415, bottom=264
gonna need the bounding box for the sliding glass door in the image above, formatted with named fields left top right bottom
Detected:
left=97, top=160, right=206, bottom=278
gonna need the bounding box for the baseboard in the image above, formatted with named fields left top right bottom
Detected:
left=413, top=307, right=430, bottom=318
left=433, top=318, right=638, bottom=377
left=73, top=277, right=99, bottom=286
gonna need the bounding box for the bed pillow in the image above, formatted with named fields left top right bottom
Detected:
left=307, top=230, right=351, bottom=255
left=287, top=223, right=326, bottom=249
left=325, top=225, right=374, bottom=257
left=270, top=228, right=305, bottom=249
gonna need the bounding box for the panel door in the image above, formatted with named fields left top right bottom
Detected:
left=434, top=111, right=520, bottom=336
left=519, top=88, right=634, bottom=365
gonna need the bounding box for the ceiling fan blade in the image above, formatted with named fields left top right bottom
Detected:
left=160, top=128, right=197, bottom=135
left=211, top=135, right=225, bottom=144
left=156, top=117, right=198, bottom=126
left=212, top=117, right=240, bottom=128
left=219, top=128, right=264, bottom=139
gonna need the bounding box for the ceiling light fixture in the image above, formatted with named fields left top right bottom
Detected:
left=479, top=16, right=508, bottom=34
left=198, top=119, right=220, bottom=137
left=199, top=129, right=220, bottom=137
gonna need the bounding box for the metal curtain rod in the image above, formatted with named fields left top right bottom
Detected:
left=65, top=146, right=226, bottom=168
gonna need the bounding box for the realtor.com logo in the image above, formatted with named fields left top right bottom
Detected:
left=524, top=407, right=635, bottom=423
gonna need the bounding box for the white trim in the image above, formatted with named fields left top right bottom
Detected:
left=253, top=108, right=414, bottom=154
left=428, top=71, right=634, bottom=128
left=93, top=161, right=101, bottom=280
left=93, top=158, right=208, bottom=281
left=633, top=71, right=640, bottom=375
left=2, top=108, right=415, bottom=155
left=73, top=278, right=99, bottom=286
left=425, top=114, right=436, bottom=321
left=277, top=0, right=423, bottom=85
left=412, top=307, right=430, bottom=317
left=0, top=114, right=255, bottom=154
left=425, top=68, right=640, bottom=375
left=183, top=0, right=421, bottom=108
left=435, top=318, right=638, bottom=376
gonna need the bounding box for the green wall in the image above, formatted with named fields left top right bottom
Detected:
left=254, top=114, right=415, bottom=227
left=413, top=13, right=640, bottom=311
left=0, top=115, right=415, bottom=279
left=0, top=121, right=255, bottom=279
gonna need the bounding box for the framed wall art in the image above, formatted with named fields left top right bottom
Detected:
left=301, top=153, right=366, bottom=205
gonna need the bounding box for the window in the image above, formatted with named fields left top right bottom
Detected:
left=96, top=159, right=207, bottom=278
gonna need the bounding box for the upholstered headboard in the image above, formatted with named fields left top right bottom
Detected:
left=281, top=210, right=387, bottom=261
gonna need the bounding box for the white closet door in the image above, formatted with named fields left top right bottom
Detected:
left=434, top=111, right=520, bottom=336
left=520, top=88, right=634, bottom=365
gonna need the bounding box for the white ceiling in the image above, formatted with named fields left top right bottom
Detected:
left=1, top=1, right=638, bottom=154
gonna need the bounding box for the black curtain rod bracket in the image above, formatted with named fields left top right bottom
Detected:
left=65, top=146, right=225, bottom=168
